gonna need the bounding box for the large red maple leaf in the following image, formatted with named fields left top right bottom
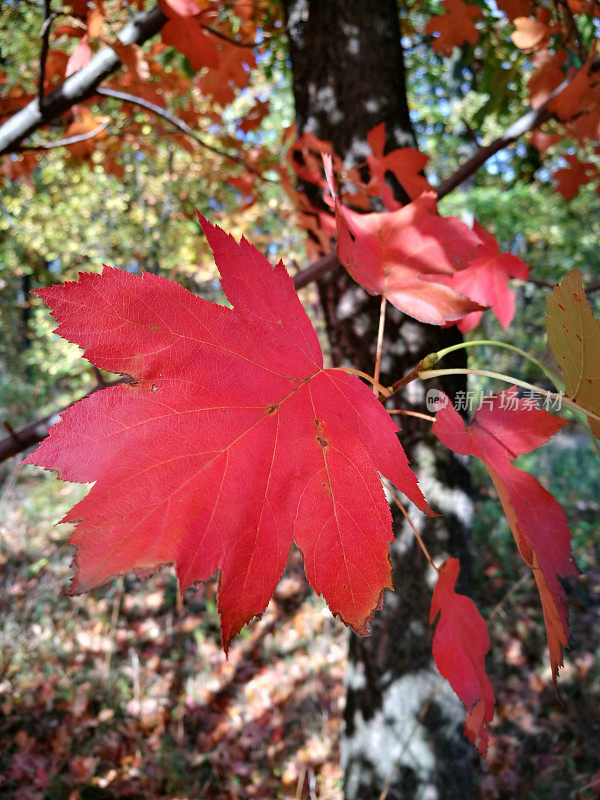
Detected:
left=432, top=389, right=577, bottom=682
left=24, top=217, right=431, bottom=649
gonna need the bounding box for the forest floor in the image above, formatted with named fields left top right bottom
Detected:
left=1, top=461, right=599, bottom=800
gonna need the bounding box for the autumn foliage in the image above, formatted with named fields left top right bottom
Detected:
left=2, top=0, right=600, bottom=764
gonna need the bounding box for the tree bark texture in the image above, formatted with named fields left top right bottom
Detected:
left=282, top=2, right=476, bottom=798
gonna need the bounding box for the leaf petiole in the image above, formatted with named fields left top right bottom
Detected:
left=332, top=366, right=391, bottom=396
left=434, top=339, right=563, bottom=389
left=373, top=295, right=387, bottom=396
left=387, top=409, right=436, bottom=423
left=386, top=483, right=439, bottom=573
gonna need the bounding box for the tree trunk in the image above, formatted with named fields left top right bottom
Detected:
left=281, top=2, right=476, bottom=797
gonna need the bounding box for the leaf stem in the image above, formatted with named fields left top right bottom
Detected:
left=332, top=366, right=391, bottom=397
left=373, top=296, right=387, bottom=396
left=418, top=367, right=600, bottom=425
left=387, top=409, right=436, bottom=423
left=387, top=484, right=439, bottom=573
left=381, top=353, right=440, bottom=402
left=434, top=339, right=563, bottom=388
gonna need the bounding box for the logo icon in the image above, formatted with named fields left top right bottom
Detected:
left=425, top=389, right=448, bottom=413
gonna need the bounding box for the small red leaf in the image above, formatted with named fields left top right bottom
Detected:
left=366, top=122, right=430, bottom=209
left=425, top=0, right=483, bottom=56
left=431, top=557, right=494, bottom=756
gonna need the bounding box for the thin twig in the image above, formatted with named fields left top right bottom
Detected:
left=38, top=0, right=56, bottom=111
left=10, top=121, right=109, bottom=152
left=387, top=409, right=436, bottom=423
left=205, top=26, right=256, bottom=48
left=95, top=87, right=272, bottom=180
left=330, top=366, right=391, bottom=396
left=386, top=484, right=439, bottom=572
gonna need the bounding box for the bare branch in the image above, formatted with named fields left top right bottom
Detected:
left=292, top=251, right=338, bottom=289
left=38, top=0, right=56, bottom=111
left=95, top=87, right=272, bottom=180
left=9, top=121, right=109, bottom=152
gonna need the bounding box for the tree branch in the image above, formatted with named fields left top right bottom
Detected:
left=436, top=56, right=600, bottom=200
left=10, top=121, right=109, bottom=152
left=38, top=0, right=56, bottom=111
left=95, top=87, right=271, bottom=179
left=0, top=4, right=168, bottom=155
left=292, top=251, right=338, bottom=289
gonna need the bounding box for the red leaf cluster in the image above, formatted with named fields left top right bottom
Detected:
left=432, top=389, right=578, bottom=683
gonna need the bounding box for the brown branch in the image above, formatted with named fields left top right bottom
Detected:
left=292, top=251, right=339, bottom=289
left=0, top=379, right=126, bottom=465
left=10, top=121, right=109, bottom=152
left=95, top=87, right=272, bottom=180
left=204, top=26, right=256, bottom=48
left=38, top=0, right=56, bottom=111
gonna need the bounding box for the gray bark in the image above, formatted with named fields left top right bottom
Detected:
left=281, top=2, right=476, bottom=797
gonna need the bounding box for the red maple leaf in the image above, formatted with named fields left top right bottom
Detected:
left=552, top=153, right=597, bottom=201
left=432, top=389, right=578, bottom=682
left=324, top=156, right=485, bottom=325
left=431, top=557, right=494, bottom=756
left=23, top=217, right=431, bottom=649
left=195, top=38, right=256, bottom=105
left=162, top=16, right=219, bottom=70
left=366, top=122, right=430, bottom=209
left=442, top=221, right=530, bottom=332
left=424, top=0, right=483, bottom=56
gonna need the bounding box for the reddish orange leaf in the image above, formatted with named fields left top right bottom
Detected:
left=552, top=154, right=596, bottom=200
left=527, top=50, right=566, bottom=108
left=511, top=10, right=558, bottom=51
left=162, top=16, right=219, bottom=70
left=547, top=64, right=592, bottom=121
left=24, top=218, right=431, bottom=649
left=110, top=42, right=151, bottom=82
left=432, top=389, right=577, bottom=683
left=431, top=557, right=494, bottom=756
left=65, top=107, right=107, bottom=158
left=496, top=0, right=533, bottom=21
left=66, top=35, right=92, bottom=78
left=424, top=0, right=483, bottom=56
left=87, top=5, right=104, bottom=38
left=195, top=38, right=256, bottom=105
